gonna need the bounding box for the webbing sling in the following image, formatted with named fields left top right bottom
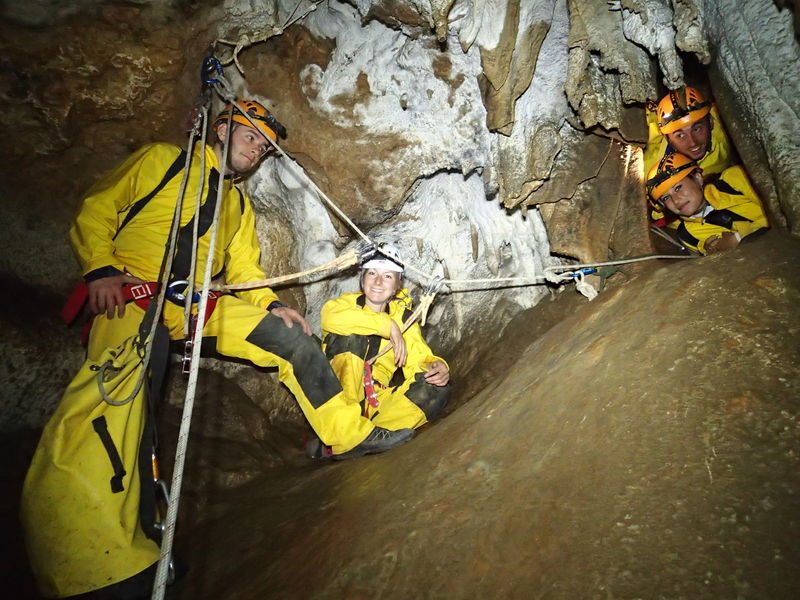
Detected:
left=92, top=416, right=127, bottom=493
left=113, top=150, right=188, bottom=240
left=170, top=169, right=222, bottom=282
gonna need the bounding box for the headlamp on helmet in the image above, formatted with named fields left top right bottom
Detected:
left=646, top=153, right=699, bottom=201
left=361, top=243, right=404, bottom=273
left=214, top=99, right=287, bottom=143
left=655, top=86, right=711, bottom=134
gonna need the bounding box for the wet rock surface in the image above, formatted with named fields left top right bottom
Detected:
left=145, top=232, right=799, bottom=599
left=3, top=232, right=799, bottom=599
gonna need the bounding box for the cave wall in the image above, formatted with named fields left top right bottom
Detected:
left=0, top=0, right=798, bottom=432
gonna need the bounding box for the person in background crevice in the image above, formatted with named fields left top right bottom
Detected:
left=646, top=152, right=768, bottom=255
left=644, top=86, right=736, bottom=227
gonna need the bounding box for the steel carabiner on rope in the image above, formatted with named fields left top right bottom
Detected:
left=566, top=267, right=598, bottom=280
left=201, top=55, right=224, bottom=87
left=423, top=275, right=445, bottom=296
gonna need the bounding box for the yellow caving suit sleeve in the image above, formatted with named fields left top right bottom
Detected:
left=675, top=166, right=768, bottom=255
left=321, top=292, right=450, bottom=431
left=70, top=143, right=175, bottom=276
left=69, top=142, right=280, bottom=309
left=644, top=106, right=734, bottom=222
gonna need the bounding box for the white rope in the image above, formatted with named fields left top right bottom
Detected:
left=151, top=107, right=234, bottom=600
left=572, top=271, right=599, bottom=301
left=97, top=121, right=199, bottom=406
left=183, top=110, right=209, bottom=337
left=214, top=248, right=361, bottom=291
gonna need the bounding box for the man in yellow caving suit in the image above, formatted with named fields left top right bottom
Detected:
left=644, top=86, right=735, bottom=224
left=21, top=100, right=414, bottom=599
left=313, top=244, right=450, bottom=460
left=646, top=153, right=768, bottom=255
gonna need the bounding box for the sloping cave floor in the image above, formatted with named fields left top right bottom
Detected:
left=4, top=231, right=800, bottom=599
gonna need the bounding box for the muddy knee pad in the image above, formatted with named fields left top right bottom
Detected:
left=406, top=373, right=451, bottom=421
left=245, top=313, right=342, bottom=408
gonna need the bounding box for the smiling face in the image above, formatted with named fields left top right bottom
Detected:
left=657, top=169, right=707, bottom=217
left=215, top=123, right=272, bottom=175
left=361, top=268, right=401, bottom=312
left=666, top=116, right=712, bottom=161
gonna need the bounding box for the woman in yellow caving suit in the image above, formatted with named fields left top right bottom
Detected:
left=21, top=101, right=412, bottom=599
left=646, top=152, right=768, bottom=255
left=315, top=244, right=451, bottom=459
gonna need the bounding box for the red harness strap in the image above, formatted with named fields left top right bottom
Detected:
left=61, top=281, right=222, bottom=348
left=181, top=292, right=223, bottom=374
left=362, top=361, right=380, bottom=418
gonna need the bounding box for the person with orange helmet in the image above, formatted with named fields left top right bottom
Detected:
left=21, top=99, right=412, bottom=599
left=644, top=86, right=736, bottom=224
left=646, top=153, right=768, bottom=254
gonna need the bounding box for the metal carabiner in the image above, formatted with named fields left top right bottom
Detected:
left=568, top=267, right=598, bottom=280
left=166, top=280, right=190, bottom=303
left=201, top=55, right=224, bottom=86
left=424, top=275, right=445, bottom=296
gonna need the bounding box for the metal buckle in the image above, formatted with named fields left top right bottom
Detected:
left=129, top=283, right=150, bottom=300
left=181, top=339, right=193, bottom=375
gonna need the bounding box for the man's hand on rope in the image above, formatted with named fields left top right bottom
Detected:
left=424, top=360, right=450, bottom=387
left=88, top=274, right=144, bottom=319
left=271, top=306, right=312, bottom=336
left=389, top=321, right=407, bottom=367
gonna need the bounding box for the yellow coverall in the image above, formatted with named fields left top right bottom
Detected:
left=674, top=166, right=768, bottom=255
left=644, top=105, right=735, bottom=222
left=321, top=291, right=450, bottom=431
left=21, top=142, right=373, bottom=598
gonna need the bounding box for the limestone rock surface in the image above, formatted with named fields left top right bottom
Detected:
left=166, top=231, right=800, bottom=600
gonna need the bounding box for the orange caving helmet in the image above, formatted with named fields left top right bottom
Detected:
left=646, top=152, right=700, bottom=201
left=655, top=86, right=712, bottom=134
left=214, top=99, right=287, bottom=142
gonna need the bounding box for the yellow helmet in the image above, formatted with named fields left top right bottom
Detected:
left=646, top=152, right=699, bottom=200
left=214, top=99, right=287, bottom=142
left=655, top=87, right=711, bottom=134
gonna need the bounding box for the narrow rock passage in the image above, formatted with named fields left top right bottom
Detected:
left=167, top=231, right=800, bottom=599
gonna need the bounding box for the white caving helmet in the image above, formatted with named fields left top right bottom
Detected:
left=361, top=243, right=404, bottom=273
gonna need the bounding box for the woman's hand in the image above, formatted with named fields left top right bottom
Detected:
left=389, top=321, right=407, bottom=367
left=424, top=360, right=450, bottom=386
